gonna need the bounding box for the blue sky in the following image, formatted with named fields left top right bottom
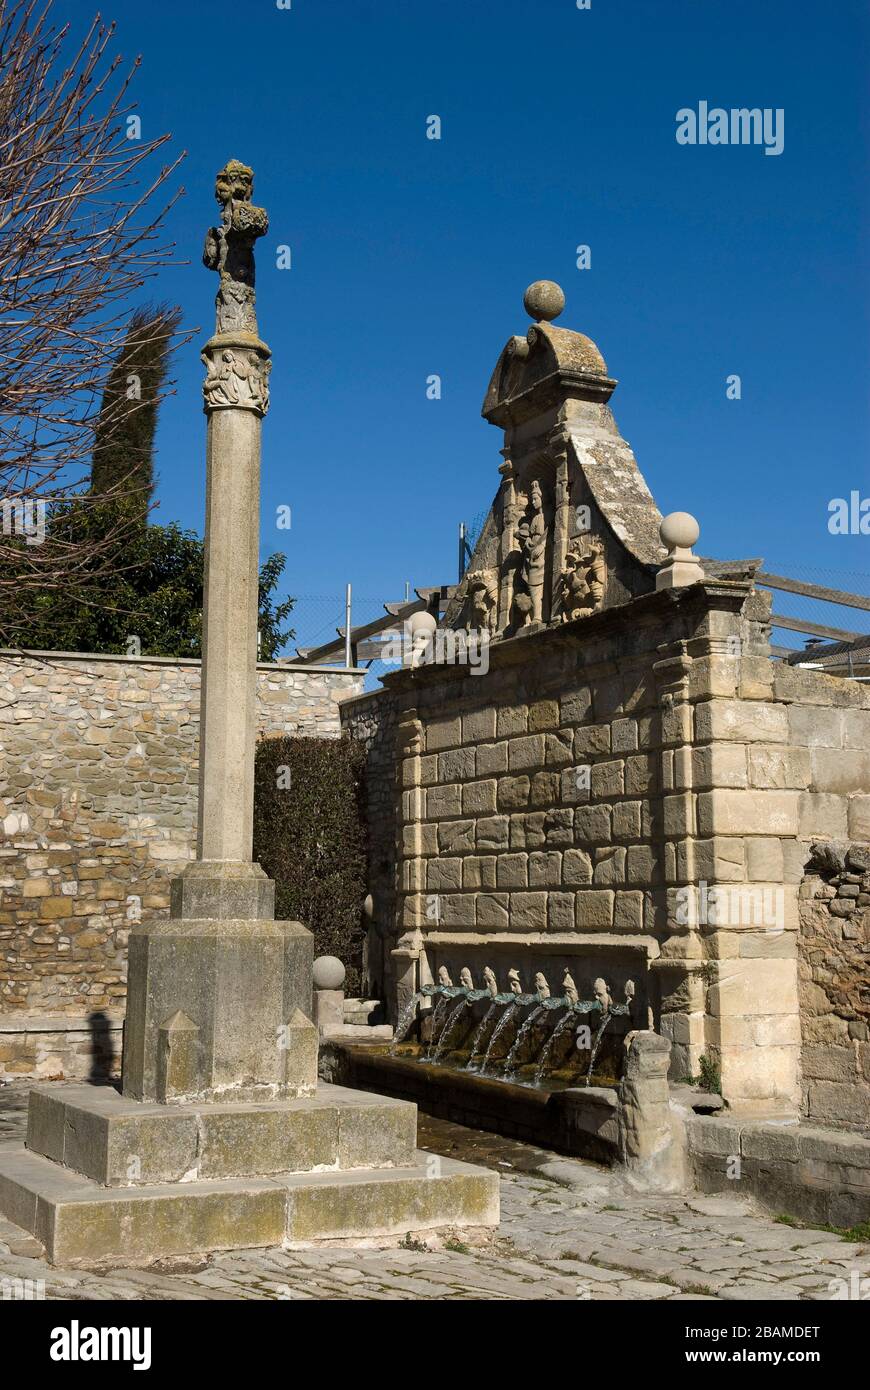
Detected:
left=61, top=0, right=869, bottom=653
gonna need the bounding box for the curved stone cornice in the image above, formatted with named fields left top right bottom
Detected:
left=482, top=320, right=616, bottom=427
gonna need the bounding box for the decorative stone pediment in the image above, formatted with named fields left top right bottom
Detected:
left=444, top=281, right=668, bottom=638
left=483, top=318, right=616, bottom=428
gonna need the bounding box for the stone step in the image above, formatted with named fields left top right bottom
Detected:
left=0, top=1142, right=499, bottom=1265
left=26, top=1082, right=417, bottom=1186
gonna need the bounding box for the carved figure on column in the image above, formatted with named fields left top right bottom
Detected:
left=201, top=160, right=271, bottom=417
left=203, top=159, right=268, bottom=335
left=202, top=346, right=271, bottom=413
left=512, top=480, right=547, bottom=627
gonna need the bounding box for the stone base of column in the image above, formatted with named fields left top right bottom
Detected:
left=0, top=1083, right=499, bottom=1265
left=170, top=860, right=275, bottom=921
left=121, top=917, right=315, bottom=1104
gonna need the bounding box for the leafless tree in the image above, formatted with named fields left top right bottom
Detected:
left=0, top=0, right=190, bottom=641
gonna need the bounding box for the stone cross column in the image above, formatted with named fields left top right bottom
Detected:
left=170, top=157, right=274, bottom=922
left=122, top=161, right=314, bottom=1104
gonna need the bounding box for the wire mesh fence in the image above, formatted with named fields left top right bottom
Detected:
left=762, top=565, right=869, bottom=655
left=282, top=592, right=408, bottom=689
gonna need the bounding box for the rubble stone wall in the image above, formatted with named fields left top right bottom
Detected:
left=798, top=843, right=870, bottom=1130
left=0, top=651, right=361, bottom=1076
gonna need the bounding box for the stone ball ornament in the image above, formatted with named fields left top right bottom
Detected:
left=312, top=955, right=346, bottom=991
left=659, top=511, right=700, bottom=551
left=523, top=280, right=565, bottom=323
left=406, top=610, right=437, bottom=639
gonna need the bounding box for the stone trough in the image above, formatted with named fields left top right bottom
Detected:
left=321, top=1041, right=622, bottom=1163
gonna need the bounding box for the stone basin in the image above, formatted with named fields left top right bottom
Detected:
left=319, top=1041, right=620, bottom=1164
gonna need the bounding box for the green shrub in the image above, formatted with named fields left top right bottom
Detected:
left=696, top=1053, right=722, bottom=1095
left=253, top=735, right=368, bottom=993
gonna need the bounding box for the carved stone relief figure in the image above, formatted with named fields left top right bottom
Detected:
left=462, top=568, right=498, bottom=634
left=558, top=536, right=606, bottom=622
left=593, top=977, right=613, bottom=1012
left=202, top=346, right=271, bottom=413
left=511, top=479, right=548, bottom=627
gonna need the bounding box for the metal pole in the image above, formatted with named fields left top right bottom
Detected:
left=458, top=521, right=466, bottom=581
left=345, top=583, right=352, bottom=668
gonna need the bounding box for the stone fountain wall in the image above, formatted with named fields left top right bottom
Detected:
left=363, top=580, right=870, bottom=1116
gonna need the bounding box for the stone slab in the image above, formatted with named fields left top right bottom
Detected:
left=686, top=1114, right=870, bottom=1225
left=25, top=1082, right=418, bottom=1186
left=0, top=1143, right=499, bottom=1265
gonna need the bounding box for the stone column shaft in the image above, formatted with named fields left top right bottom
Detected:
left=198, top=405, right=262, bottom=863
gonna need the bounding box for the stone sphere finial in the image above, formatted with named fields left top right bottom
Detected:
left=406, top=610, right=437, bottom=639
left=523, top=280, right=565, bottom=323
left=660, top=511, right=700, bottom=551
left=657, top=512, right=704, bottom=591
left=313, top=955, right=346, bottom=991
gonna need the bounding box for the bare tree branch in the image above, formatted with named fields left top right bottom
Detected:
left=0, top=0, right=193, bottom=639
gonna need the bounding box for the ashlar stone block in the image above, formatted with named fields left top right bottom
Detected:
left=496, top=704, right=528, bottom=737
left=508, top=734, right=546, bottom=771
left=510, top=892, right=548, bottom=931
left=528, top=700, right=559, bottom=731
left=496, top=853, right=528, bottom=889
left=528, top=850, right=563, bottom=886
left=476, top=741, right=508, bottom=776
left=497, top=775, right=530, bottom=810
left=464, top=855, right=497, bottom=890
left=697, top=789, right=798, bottom=838
left=476, top=815, right=509, bottom=850
left=476, top=893, right=509, bottom=928
left=563, top=848, right=593, bottom=884
left=574, top=889, right=614, bottom=928
left=462, top=780, right=497, bottom=816
left=695, top=699, right=789, bottom=745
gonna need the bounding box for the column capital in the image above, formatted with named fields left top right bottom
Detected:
left=201, top=332, right=272, bottom=416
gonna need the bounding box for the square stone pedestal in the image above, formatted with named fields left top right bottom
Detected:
left=122, top=916, right=316, bottom=1105
left=0, top=1082, right=499, bottom=1265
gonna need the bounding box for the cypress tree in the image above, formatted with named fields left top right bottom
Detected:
left=90, top=303, right=182, bottom=522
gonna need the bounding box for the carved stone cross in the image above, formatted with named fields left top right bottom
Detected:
left=202, top=159, right=271, bottom=415
left=203, top=158, right=268, bottom=336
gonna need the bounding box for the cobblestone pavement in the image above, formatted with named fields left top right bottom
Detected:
left=1, top=1082, right=867, bottom=1301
